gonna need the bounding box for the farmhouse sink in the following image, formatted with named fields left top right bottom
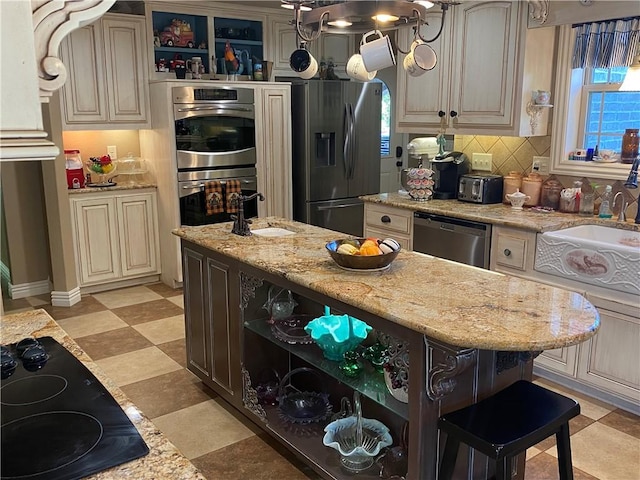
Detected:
left=535, top=225, right=640, bottom=295
left=251, top=227, right=296, bottom=237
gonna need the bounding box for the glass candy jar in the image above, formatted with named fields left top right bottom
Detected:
left=621, top=128, right=639, bottom=164
left=540, top=176, right=563, bottom=210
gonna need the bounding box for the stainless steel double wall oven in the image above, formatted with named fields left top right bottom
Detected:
left=174, top=86, right=258, bottom=226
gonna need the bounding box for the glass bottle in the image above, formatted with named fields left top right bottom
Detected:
left=621, top=129, right=639, bottom=164
left=598, top=185, right=613, bottom=218
left=540, top=175, right=563, bottom=210
left=579, top=183, right=595, bottom=217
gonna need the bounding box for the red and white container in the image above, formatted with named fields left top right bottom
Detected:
left=65, top=149, right=85, bottom=189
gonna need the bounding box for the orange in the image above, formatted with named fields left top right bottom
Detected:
left=359, top=244, right=382, bottom=256
left=360, top=239, right=378, bottom=249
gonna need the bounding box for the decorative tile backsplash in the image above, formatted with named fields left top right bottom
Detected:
left=454, top=135, right=639, bottom=220
left=454, top=135, right=550, bottom=176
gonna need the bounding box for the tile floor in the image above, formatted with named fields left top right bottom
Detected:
left=3, top=284, right=639, bottom=480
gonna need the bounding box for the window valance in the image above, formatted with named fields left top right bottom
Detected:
left=572, top=17, right=639, bottom=69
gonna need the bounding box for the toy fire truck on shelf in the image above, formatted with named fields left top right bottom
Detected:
left=160, top=18, right=195, bottom=48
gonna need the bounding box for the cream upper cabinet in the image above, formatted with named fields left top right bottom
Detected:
left=255, top=84, right=293, bottom=219
left=268, top=14, right=355, bottom=79
left=396, top=9, right=453, bottom=130
left=310, top=33, right=355, bottom=76
left=70, top=190, right=160, bottom=291
left=397, top=1, right=555, bottom=136
left=268, top=16, right=298, bottom=76
left=60, top=14, right=150, bottom=130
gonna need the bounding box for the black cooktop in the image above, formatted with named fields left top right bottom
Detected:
left=1, top=336, right=149, bottom=480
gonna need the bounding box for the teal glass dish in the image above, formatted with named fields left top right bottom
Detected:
left=304, top=306, right=372, bottom=361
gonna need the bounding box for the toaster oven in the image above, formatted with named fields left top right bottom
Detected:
left=457, top=174, right=503, bottom=204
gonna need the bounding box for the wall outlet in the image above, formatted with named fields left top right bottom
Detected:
left=107, top=145, right=118, bottom=160
left=532, top=156, right=550, bottom=175
left=472, top=153, right=492, bottom=172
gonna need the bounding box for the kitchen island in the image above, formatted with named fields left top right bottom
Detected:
left=174, top=217, right=599, bottom=480
left=0, top=309, right=205, bottom=480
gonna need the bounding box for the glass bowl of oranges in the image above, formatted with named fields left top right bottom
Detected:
left=325, top=238, right=401, bottom=271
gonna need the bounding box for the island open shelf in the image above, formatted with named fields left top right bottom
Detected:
left=244, top=317, right=410, bottom=420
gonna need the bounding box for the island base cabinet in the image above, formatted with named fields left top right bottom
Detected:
left=182, top=241, right=243, bottom=408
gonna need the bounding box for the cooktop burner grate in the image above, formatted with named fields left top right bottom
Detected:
left=0, top=337, right=149, bottom=480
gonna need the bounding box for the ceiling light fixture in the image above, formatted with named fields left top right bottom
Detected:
left=328, top=19, right=353, bottom=27
left=283, top=0, right=457, bottom=75
left=371, top=13, right=400, bottom=23
left=280, top=1, right=311, bottom=11
left=297, top=1, right=435, bottom=35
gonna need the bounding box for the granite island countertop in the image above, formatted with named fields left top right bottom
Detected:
left=361, top=192, right=640, bottom=233
left=0, top=310, right=205, bottom=480
left=173, top=217, right=599, bottom=352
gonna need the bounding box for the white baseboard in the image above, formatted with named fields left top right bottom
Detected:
left=8, top=279, right=51, bottom=299
left=51, top=287, right=82, bottom=307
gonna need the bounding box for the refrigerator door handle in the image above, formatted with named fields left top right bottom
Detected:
left=316, top=203, right=359, bottom=211
left=342, top=104, right=349, bottom=178
left=348, top=103, right=356, bottom=179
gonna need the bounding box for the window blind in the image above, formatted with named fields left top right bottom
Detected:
left=572, top=17, right=640, bottom=69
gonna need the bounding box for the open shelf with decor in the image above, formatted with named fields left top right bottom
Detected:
left=213, top=17, right=263, bottom=76
left=151, top=11, right=210, bottom=74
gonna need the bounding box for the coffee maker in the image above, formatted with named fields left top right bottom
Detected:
left=429, top=151, right=470, bottom=199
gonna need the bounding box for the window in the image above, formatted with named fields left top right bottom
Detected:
left=380, top=82, right=390, bottom=156
left=580, top=66, right=640, bottom=152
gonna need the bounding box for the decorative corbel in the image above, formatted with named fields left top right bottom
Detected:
left=425, top=338, right=477, bottom=401
left=32, top=0, right=116, bottom=102
left=528, top=0, right=549, bottom=25
left=240, top=272, right=263, bottom=310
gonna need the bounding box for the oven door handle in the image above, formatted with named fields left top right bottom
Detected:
left=175, top=105, right=254, bottom=121
left=181, top=179, right=255, bottom=189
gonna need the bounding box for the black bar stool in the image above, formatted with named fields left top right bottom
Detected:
left=438, top=380, right=580, bottom=480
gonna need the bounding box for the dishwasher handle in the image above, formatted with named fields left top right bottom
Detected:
left=414, top=212, right=490, bottom=236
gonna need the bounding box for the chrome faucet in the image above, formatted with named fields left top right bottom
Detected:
left=613, top=192, right=628, bottom=222
left=623, top=156, right=640, bottom=224
left=231, top=193, right=265, bottom=236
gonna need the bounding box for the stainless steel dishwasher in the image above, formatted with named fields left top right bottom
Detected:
left=412, top=212, right=491, bottom=269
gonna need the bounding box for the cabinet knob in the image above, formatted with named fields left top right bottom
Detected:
left=503, top=248, right=511, bottom=257
left=450, top=110, right=458, bottom=118
left=438, top=110, right=446, bottom=118
left=381, top=215, right=391, bottom=223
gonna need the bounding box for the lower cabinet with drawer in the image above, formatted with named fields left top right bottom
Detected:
left=69, top=189, right=161, bottom=292
left=363, top=203, right=413, bottom=250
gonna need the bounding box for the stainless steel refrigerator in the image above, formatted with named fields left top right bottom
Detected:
left=290, top=79, right=381, bottom=236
